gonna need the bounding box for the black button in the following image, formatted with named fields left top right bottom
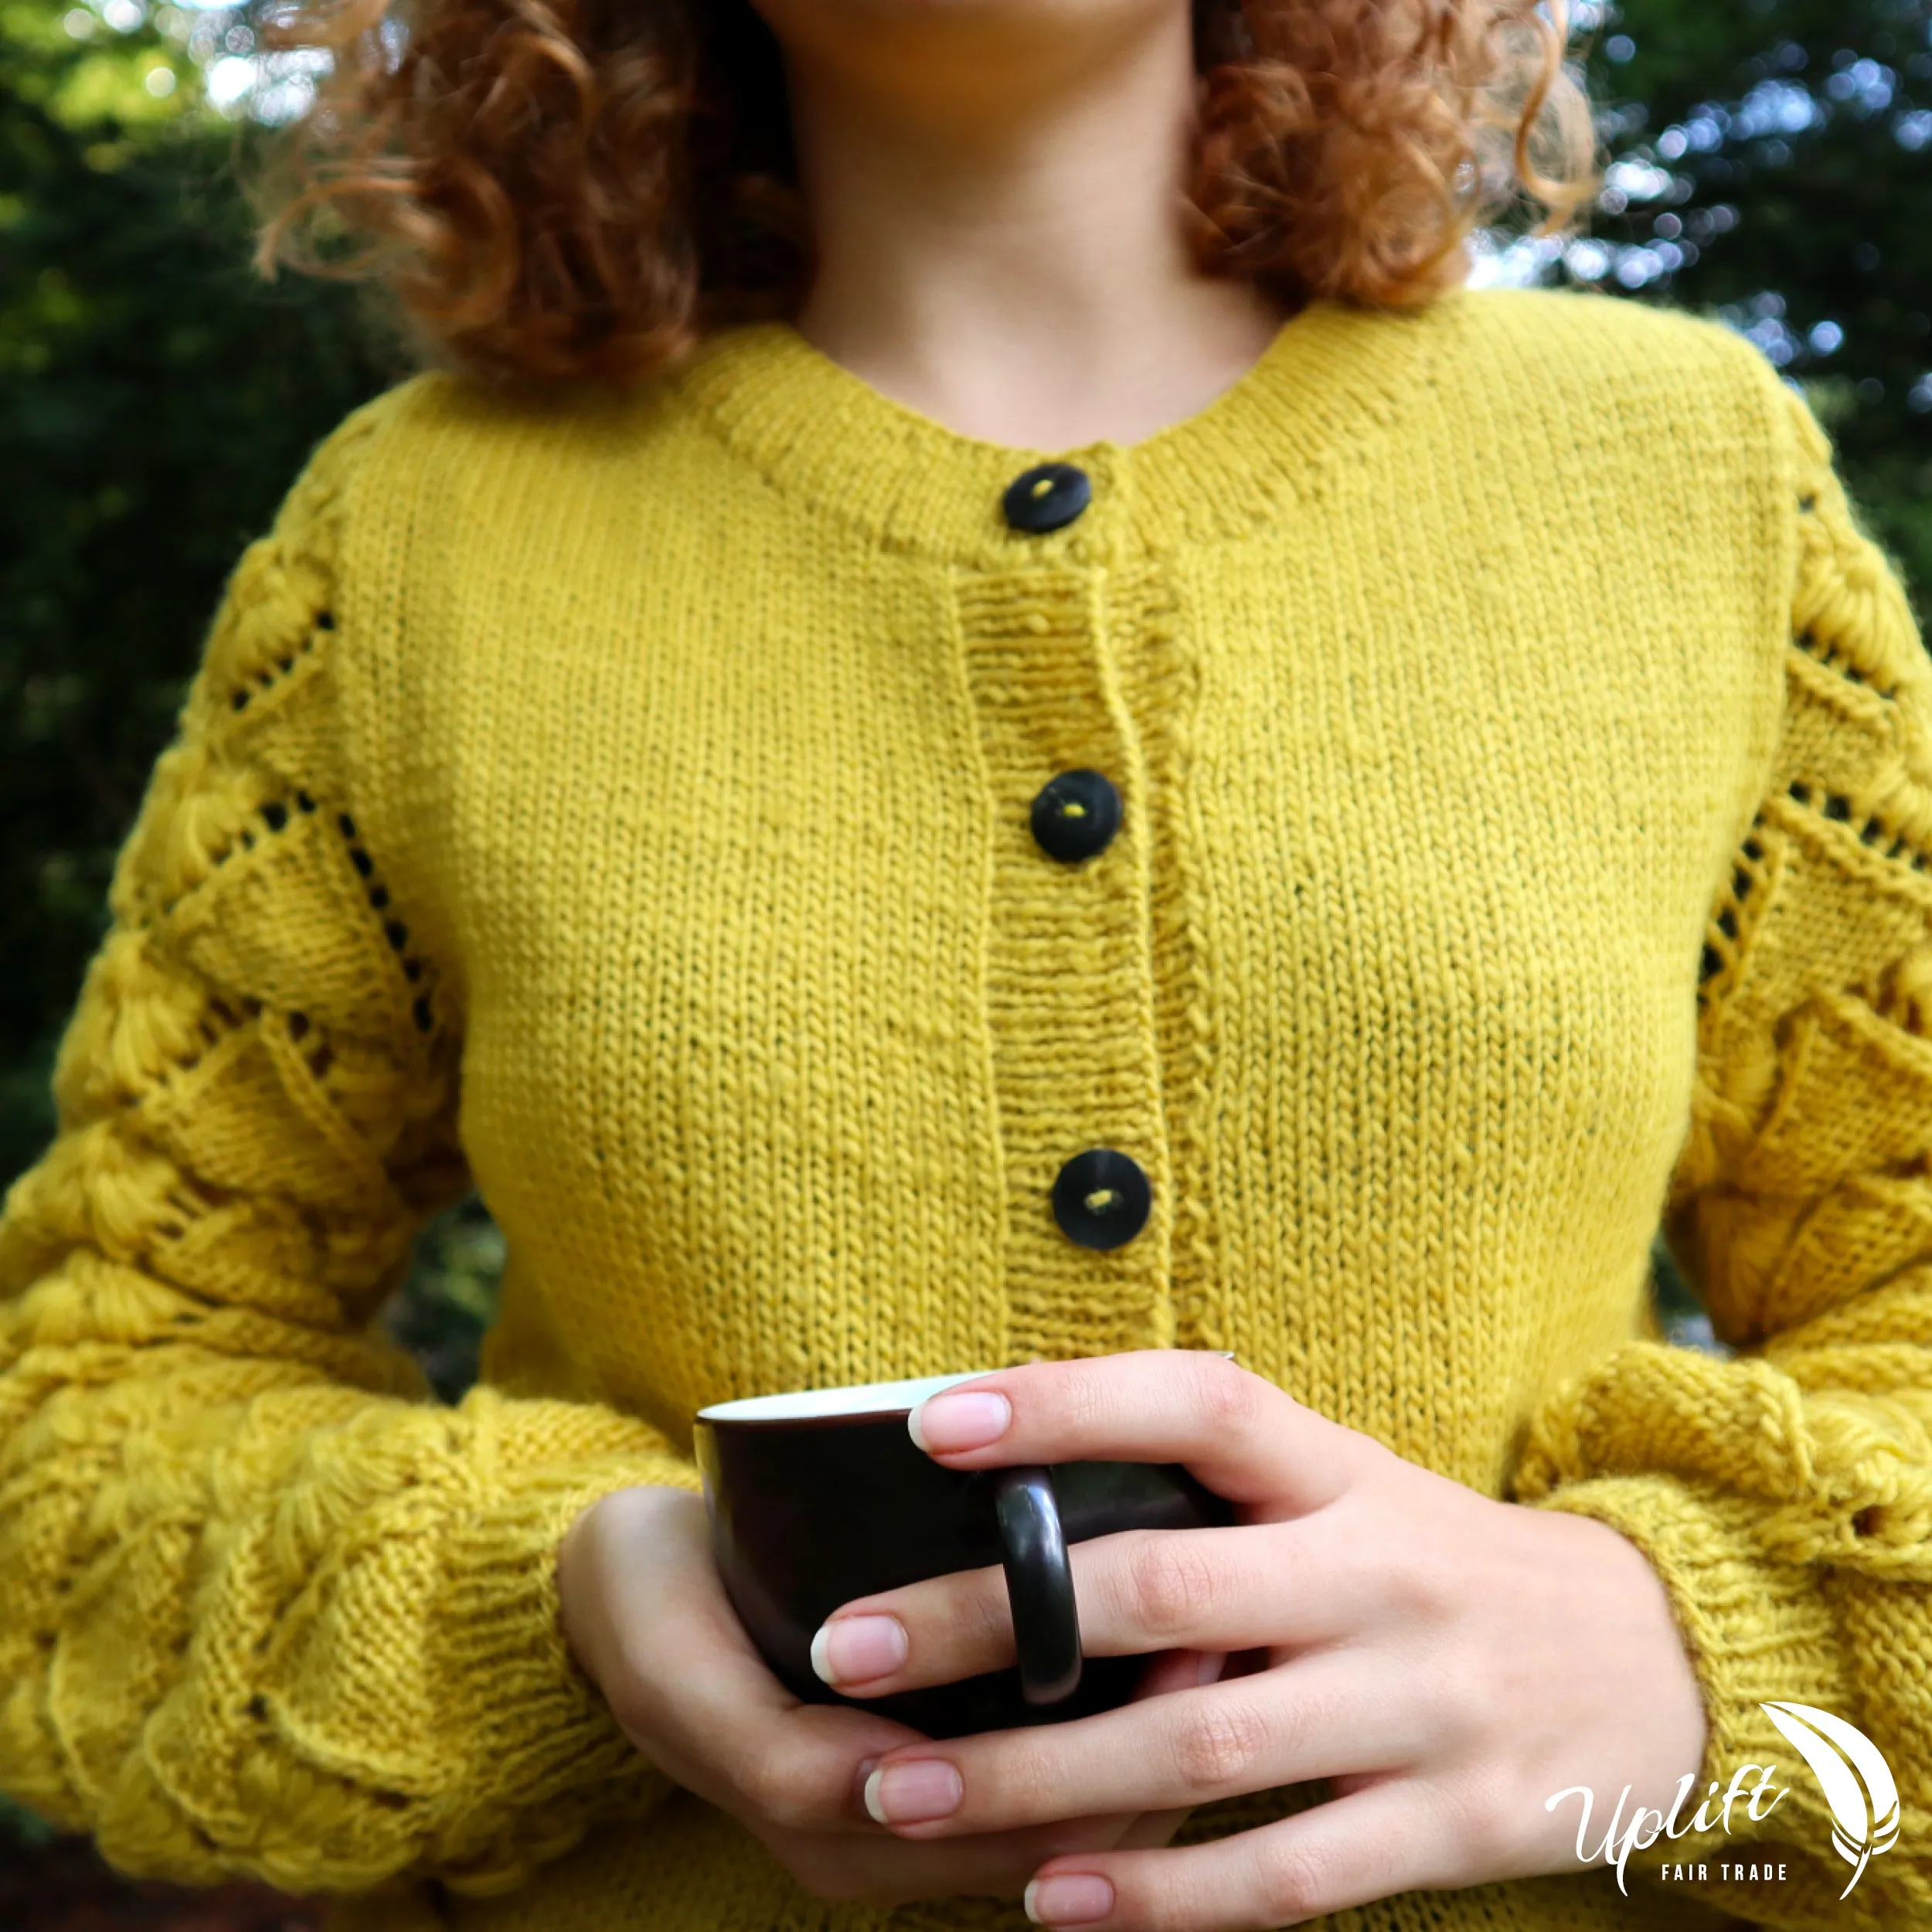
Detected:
left=1052, top=1148, right=1150, bottom=1250
left=1003, top=464, right=1091, bottom=535
left=1031, top=769, right=1121, bottom=863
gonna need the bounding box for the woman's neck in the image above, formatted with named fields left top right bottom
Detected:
left=774, top=2, right=1294, bottom=451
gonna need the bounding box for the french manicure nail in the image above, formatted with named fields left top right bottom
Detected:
left=909, top=1389, right=1011, bottom=1452
left=1025, top=1873, right=1115, bottom=1924
left=811, top=1614, right=907, bottom=1685
left=864, top=1758, right=962, bottom=1824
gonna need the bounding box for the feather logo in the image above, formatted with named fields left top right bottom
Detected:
left=1760, top=1700, right=1900, bottom=1898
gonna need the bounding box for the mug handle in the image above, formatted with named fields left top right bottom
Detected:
left=992, top=1467, right=1082, bottom=1706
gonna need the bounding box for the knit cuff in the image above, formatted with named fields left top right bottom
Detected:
left=1517, top=1471, right=1845, bottom=1852
left=431, top=1451, right=706, bottom=1891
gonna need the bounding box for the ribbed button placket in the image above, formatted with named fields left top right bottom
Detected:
left=954, top=536, right=1176, bottom=1364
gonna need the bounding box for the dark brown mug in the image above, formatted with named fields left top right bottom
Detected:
left=693, top=1359, right=1240, bottom=1740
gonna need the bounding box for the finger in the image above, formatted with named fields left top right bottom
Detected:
left=607, top=1496, right=934, bottom=1831
left=756, top=1806, right=1168, bottom=1913
left=671, top=1634, right=940, bottom=1835
left=1071, top=1521, right=1361, bottom=1664
left=860, top=1655, right=1420, bottom=1838
left=903, top=1349, right=1379, bottom=1512
left=1023, top=1777, right=1451, bottom=1931
left=815, top=1516, right=1362, bottom=1695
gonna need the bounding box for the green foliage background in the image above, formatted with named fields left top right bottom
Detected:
left=2, top=0, right=1929, bottom=1846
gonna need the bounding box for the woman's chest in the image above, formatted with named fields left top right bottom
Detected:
left=411, top=519, right=1775, bottom=1467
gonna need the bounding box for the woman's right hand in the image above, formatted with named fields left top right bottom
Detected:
left=555, top=1483, right=1218, bottom=1910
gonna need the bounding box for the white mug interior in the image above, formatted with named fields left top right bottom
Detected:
left=694, top=1352, right=1237, bottom=1424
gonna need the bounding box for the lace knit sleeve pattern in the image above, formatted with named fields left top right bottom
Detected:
left=0, top=389, right=700, bottom=1899
left=1510, top=379, right=1932, bottom=1927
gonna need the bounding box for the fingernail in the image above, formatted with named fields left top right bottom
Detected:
left=1025, top=1873, right=1115, bottom=1924
left=909, top=1389, right=1011, bottom=1452
left=863, top=1758, right=962, bottom=1824
left=811, top=1614, right=907, bottom=1685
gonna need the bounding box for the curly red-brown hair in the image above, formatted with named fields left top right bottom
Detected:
left=248, top=0, right=1601, bottom=389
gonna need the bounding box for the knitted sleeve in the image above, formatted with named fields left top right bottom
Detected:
left=0, top=389, right=701, bottom=1900
left=1509, top=379, right=1932, bottom=1926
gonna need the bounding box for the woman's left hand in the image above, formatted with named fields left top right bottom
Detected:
left=809, top=1349, right=1709, bottom=1930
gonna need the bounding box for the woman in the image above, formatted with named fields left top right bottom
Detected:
left=1, top=0, right=1927, bottom=1925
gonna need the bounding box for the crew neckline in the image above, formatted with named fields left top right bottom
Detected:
left=670, top=287, right=1458, bottom=565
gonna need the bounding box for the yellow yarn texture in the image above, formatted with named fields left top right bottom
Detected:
left=2, top=284, right=1930, bottom=1932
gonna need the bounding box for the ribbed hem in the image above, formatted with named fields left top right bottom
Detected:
left=665, top=293, right=1450, bottom=566
left=430, top=1445, right=704, bottom=1890
left=1519, top=1472, right=1846, bottom=1854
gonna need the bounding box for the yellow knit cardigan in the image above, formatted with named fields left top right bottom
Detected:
left=2, top=284, right=1929, bottom=1932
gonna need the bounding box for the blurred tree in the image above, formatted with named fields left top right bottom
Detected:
left=1495, top=0, right=1932, bottom=618
left=1, top=0, right=406, bottom=1189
